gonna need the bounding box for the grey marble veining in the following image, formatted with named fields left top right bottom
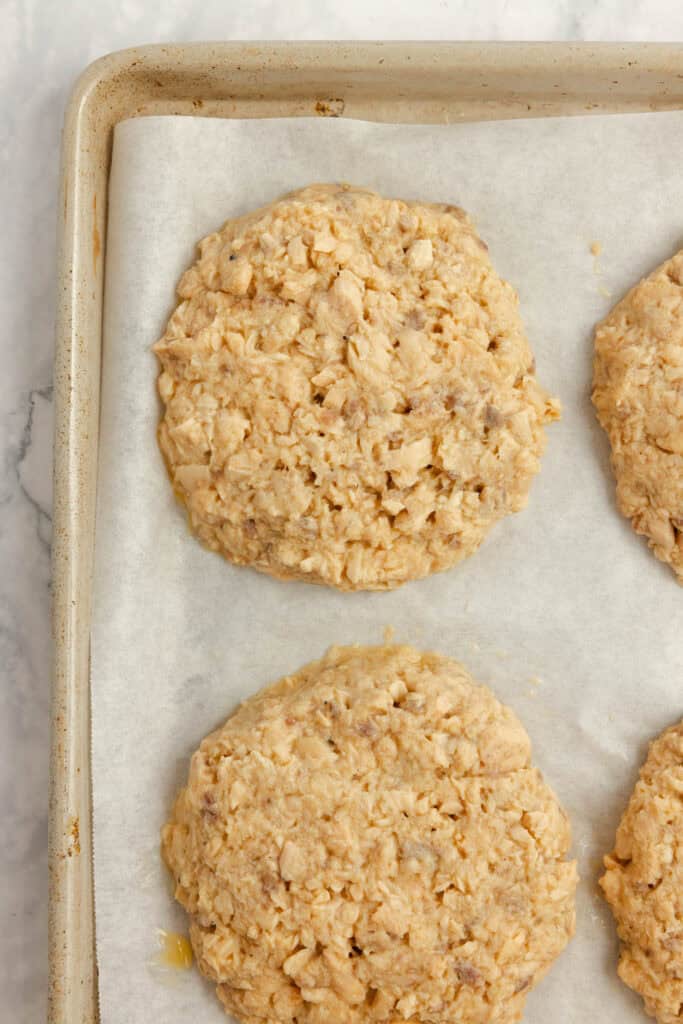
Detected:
left=2, top=1, right=683, bottom=1021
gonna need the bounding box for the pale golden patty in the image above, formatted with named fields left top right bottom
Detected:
left=600, top=721, right=683, bottom=1024
left=162, top=644, right=577, bottom=1024
left=593, top=250, right=683, bottom=582
left=154, top=185, right=559, bottom=590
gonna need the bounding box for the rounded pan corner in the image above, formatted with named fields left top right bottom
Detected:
left=62, top=47, right=138, bottom=131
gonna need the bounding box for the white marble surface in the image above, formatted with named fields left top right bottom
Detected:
left=2, top=1, right=683, bottom=1021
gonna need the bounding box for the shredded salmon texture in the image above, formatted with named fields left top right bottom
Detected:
left=593, top=249, right=683, bottom=583
left=162, top=644, right=577, bottom=1024
left=601, top=721, right=683, bottom=1024
left=154, top=185, right=559, bottom=590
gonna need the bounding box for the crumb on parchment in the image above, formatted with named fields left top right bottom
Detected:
left=589, top=239, right=613, bottom=297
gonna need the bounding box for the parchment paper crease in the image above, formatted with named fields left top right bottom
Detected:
left=93, top=113, right=683, bottom=1024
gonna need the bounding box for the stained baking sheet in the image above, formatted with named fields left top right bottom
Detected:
left=93, top=112, right=683, bottom=1023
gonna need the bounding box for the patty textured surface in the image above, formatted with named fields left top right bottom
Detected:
left=600, top=720, right=683, bottom=1024
left=162, top=644, right=577, bottom=1024
left=593, top=250, right=683, bottom=583
left=154, top=184, right=559, bottom=590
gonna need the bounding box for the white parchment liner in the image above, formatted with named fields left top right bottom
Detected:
left=93, top=113, right=683, bottom=1023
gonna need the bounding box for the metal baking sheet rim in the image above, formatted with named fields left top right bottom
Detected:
left=49, top=41, right=683, bottom=1024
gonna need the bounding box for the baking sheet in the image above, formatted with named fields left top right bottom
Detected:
left=93, top=111, right=683, bottom=1024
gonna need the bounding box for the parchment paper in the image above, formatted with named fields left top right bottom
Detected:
left=93, top=112, right=683, bottom=1024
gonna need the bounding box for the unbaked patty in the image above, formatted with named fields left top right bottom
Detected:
left=162, top=643, right=577, bottom=1024
left=154, top=185, right=559, bottom=589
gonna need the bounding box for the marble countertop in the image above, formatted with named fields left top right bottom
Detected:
left=3, top=1, right=683, bottom=1020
